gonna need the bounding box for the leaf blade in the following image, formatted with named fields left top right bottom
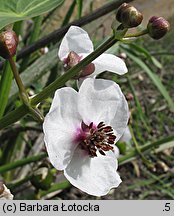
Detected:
left=124, top=50, right=174, bottom=112
left=0, top=0, right=64, bottom=30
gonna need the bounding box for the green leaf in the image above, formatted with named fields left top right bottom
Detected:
left=0, top=0, right=64, bottom=30
left=9, top=48, right=58, bottom=99
left=123, top=49, right=174, bottom=112
left=127, top=75, right=150, bottom=132
left=116, top=142, right=127, bottom=155
left=128, top=43, right=162, bottom=69
left=61, top=0, right=76, bottom=27
left=76, top=0, right=83, bottom=18
left=0, top=61, right=13, bottom=118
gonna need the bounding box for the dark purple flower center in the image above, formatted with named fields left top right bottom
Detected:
left=76, top=121, right=116, bottom=157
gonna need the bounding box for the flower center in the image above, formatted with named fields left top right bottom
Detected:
left=77, top=121, right=116, bottom=157
left=63, top=51, right=95, bottom=78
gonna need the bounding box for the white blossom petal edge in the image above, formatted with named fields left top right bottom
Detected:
left=58, top=26, right=128, bottom=78
left=43, top=78, right=129, bottom=196
left=119, top=126, right=132, bottom=143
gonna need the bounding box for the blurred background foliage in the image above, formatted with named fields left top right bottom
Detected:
left=0, top=0, right=174, bottom=199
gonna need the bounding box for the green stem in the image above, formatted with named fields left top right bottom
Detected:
left=0, top=28, right=129, bottom=129
left=0, top=153, right=47, bottom=174
left=7, top=175, right=33, bottom=190
left=5, top=57, right=44, bottom=125
left=8, top=57, right=29, bottom=105
left=0, top=35, right=118, bottom=129
left=20, top=16, right=43, bottom=71
left=0, top=104, right=28, bottom=129
left=124, top=29, right=148, bottom=38
left=39, top=181, right=71, bottom=197
left=31, top=35, right=116, bottom=106
left=118, top=134, right=174, bottom=165
left=61, top=0, right=76, bottom=27
left=129, top=125, right=153, bottom=168
left=1, top=135, right=174, bottom=174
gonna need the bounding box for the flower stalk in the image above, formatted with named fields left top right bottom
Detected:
left=124, top=29, right=148, bottom=38
left=8, top=57, right=29, bottom=105
left=30, top=35, right=117, bottom=106
left=0, top=34, right=123, bottom=129
left=8, top=57, right=44, bottom=123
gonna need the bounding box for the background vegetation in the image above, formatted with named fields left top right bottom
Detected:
left=0, top=0, right=174, bottom=199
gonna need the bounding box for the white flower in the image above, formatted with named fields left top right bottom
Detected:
left=58, top=26, right=128, bottom=79
left=43, top=78, right=129, bottom=196
left=119, top=126, right=132, bottom=143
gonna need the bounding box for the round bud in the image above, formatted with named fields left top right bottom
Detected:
left=116, top=3, right=143, bottom=28
left=147, top=16, right=170, bottom=40
left=0, top=30, right=18, bottom=59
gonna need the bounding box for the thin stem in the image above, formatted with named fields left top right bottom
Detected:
left=16, top=0, right=132, bottom=60
left=20, top=16, right=43, bottom=71
left=31, top=36, right=116, bottom=105
left=61, top=0, right=76, bottom=27
left=7, top=175, right=33, bottom=190
left=0, top=0, right=133, bottom=71
left=129, top=125, right=153, bottom=168
left=0, top=104, right=28, bottom=130
left=118, top=134, right=174, bottom=165
left=8, top=57, right=29, bottom=104
left=39, top=181, right=71, bottom=198
left=8, top=57, right=44, bottom=123
left=0, top=36, right=117, bottom=129
left=150, top=51, right=174, bottom=56
left=0, top=153, right=47, bottom=174
left=124, top=29, right=148, bottom=38
left=1, top=135, right=174, bottom=174
left=0, top=25, right=128, bottom=129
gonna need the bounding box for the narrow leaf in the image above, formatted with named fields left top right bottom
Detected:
left=9, top=48, right=58, bottom=99
left=61, top=0, right=76, bottom=27
left=0, top=61, right=13, bottom=118
left=123, top=49, right=174, bottom=112
left=76, top=0, right=83, bottom=18
left=129, top=43, right=162, bottom=69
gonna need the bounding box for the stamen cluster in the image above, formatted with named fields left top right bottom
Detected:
left=79, top=121, right=116, bottom=157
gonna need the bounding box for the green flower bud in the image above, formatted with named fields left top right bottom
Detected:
left=0, top=30, right=18, bottom=59
left=116, top=3, right=143, bottom=28
left=147, top=16, right=170, bottom=40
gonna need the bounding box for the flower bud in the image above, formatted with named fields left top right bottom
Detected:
left=147, top=16, right=170, bottom=40
left=0, top=30, right=18, bottom=59
left=116, top=3, right=143, bottom=28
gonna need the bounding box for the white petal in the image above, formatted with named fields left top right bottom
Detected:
left=119, top=126, right=132, bottom=143
left=78, top=78, right=128, bottom=127
left=43, top=87, right=81, bottom=170
left=92, top=53, right=128, bottom=76
left=64, top=147, right=121, bottom=196
left=113, top=145, right=120, bottom=158
left=58, top=26, right=94, bottom=60
left=110, top=89, right=129, bottom=142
